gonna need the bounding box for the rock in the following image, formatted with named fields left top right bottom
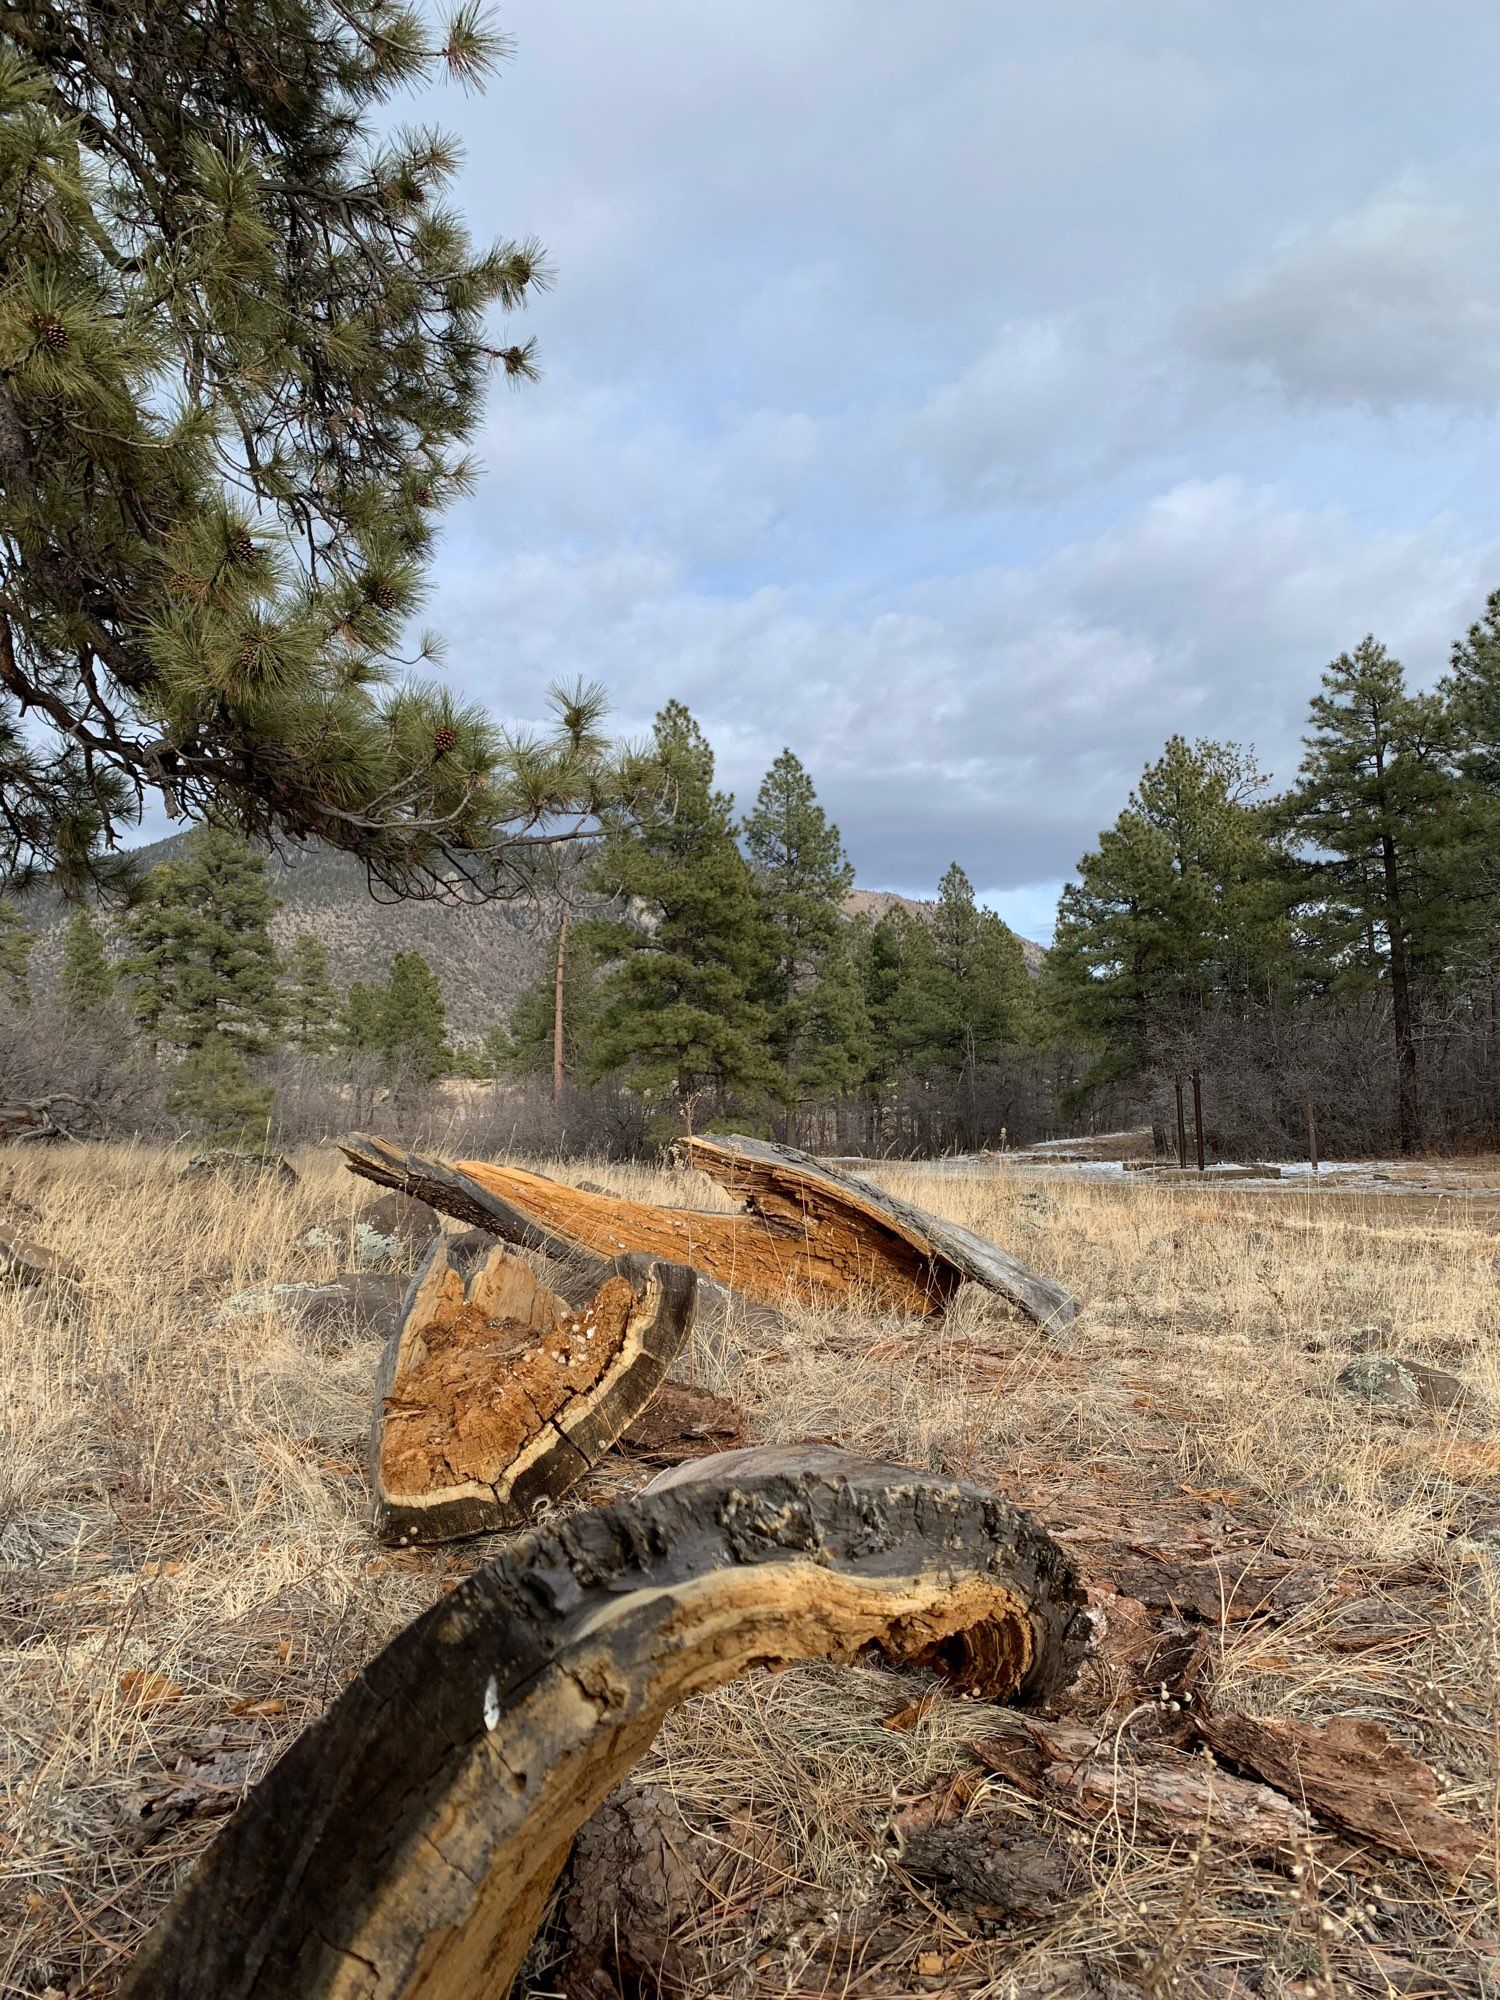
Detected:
left=180, top=1149, right=298, bottom=1188
left=0, top=1230, right=83, bottom=1288
left=298, top=1196, right=435, bottom=1271
left=215, top=1274, right=406, bottom=1344
left=1336, top=1353, right=1467, bottom=1412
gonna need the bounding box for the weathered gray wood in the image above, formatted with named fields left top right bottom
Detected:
left=342, top=1132, right=1077, bottom=1329
left=685, top=1133, right=1079, bottom=1330
left=372, top=1240, right=698, bottom=1544
left=119, top=1446, right=1086, bottom=2000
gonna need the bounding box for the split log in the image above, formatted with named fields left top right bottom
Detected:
left=684, top=1133, right=1078, bottom=1329
left=374, top=1239, right=698, bottom=1543
left=119, top=1444, right=1086, bottom=2000
left=341, top=1133, right=1076, bottom=1329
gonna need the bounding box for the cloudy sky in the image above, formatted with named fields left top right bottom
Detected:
left=419, top=0, right=1498, bottom=940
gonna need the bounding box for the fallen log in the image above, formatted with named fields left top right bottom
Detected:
left=373, top=1238, right=698, bottom=1543
left=119, top=1444, right=1086, bottom=2000
left=684, top=1133, right=1078, bottom=1329
left=341, top=1133, right=1076, bottom=1328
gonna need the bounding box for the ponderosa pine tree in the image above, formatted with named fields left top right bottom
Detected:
left=59, top=906, right=115, bottom=1018
left=1045, top=737, right=1284, bottom=1091
left=1280, top=640, right=1461, bottom=1153
left=122, top=826, right=282, bottom=1056
left=743, top=750, right=868, bottom=1101
left=883, top=865, right=1032, bottom=1078
left=379, top=951, right=449, bottom=1079
left=282, top=934, right=341, bottom=1053
left=0, top=6, right=632, bottom=897
left=583, top=703, right=775, bottom=1115
left=343, top=980, right=386, bottom=1056
left=0, top=897, right=32, bottom=1006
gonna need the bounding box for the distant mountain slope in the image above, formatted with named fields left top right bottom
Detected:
left=842, top=888, right=1048, bottom=975
left=25, top=837, right=1046, bottom=1040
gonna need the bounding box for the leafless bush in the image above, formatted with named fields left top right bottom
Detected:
left=0, top=994, right=170, bottom=1137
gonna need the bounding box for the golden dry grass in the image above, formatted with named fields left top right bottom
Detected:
left=2, top=1142, right=1498, bottom=1997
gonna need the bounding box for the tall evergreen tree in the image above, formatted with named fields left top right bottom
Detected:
left=59, top=906, right=115, bottom=1018
left=884, top=865, right=1031, bottom=1077
left=282, top=934, right=341, bottom=1054
left=583, top=702, right=775, bottom=1114
left=342, top=980, right=387, bottom=1057
left=743, top=750, right=867, bottom=1097
left=0, top=9, right=647, bottom=897
left=1442, top=590, right=1500, bottom=973
left=1046, top=737, right=1284, bottom=1088
left=0, top=897, right=33, bottom=1006
left=379, top=951, right=449, bottom=1080
left=1280, top=639, right=1461, bottom=1152
left=122, top=826, right=282, bottom=1055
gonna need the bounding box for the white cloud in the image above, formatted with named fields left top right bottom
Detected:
left=1186, top=187, right=1500, bottom=412
left=437, top=479, right=1496, bottom=894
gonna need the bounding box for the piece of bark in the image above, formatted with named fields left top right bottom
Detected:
left=617, top=1380, right=747, bottom=1463
left=373, top=1238, right=698, bottom=1544
left=119, top=1444, right=1086, bottom=2000
left=684, top=1133, right=1078, bottom=1330
left=555, top=1780, right=712, bottom=1999
left=341, top=1133, right=1075, bottom=1328
left=1195, top=1712, right=1482, bottom=1876
left=0, top=1229, right=82, bottom=1287
left=974, top=1715, right=1313, bottom=1858
left=899, top=1825, right=1072, bottom=1918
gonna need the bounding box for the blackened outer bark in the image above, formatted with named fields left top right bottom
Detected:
left=119, top=1445, right=1087, bottom=2000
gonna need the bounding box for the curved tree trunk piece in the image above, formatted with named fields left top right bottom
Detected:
left=341, top=1134, right=1076, bottom=1328
left=374, top=1240, right=698, bottom=1544
left=120, top=1445, right=1087, bottom=2000
left=683, top=1133, right=1078, bottom=1330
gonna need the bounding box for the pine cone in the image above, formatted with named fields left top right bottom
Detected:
left=32, top=316, right=69, bottom=351
left=413, top=485, right=432, bottom=507
left=237, top=640, right=259, bottom=672
left=229, top=532, right=257, bottom=564
left=367, top=580, right=399, bottom=612
left=432, top=724, right=458, bottom=755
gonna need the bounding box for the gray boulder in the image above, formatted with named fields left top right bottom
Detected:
left=1336, top=1353, right=1467, bottom=1413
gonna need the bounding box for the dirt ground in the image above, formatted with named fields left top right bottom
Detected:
left=2, top=1142, right=1498, bottom=1998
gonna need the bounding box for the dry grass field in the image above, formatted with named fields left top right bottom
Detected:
left=3, top=1142, right=1499, bottom=1998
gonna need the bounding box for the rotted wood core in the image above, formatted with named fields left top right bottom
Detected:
left=342, top=1133, right=1077, bottom=1329
left=374, top=1239, right=698, bottom=1544
left=119, top=1445, right=1087, bottom=2000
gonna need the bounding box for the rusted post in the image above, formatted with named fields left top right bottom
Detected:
left=1174, top=1076, right=1188, bottom=1169
left=1192, top=1069, right=1205, bottom=1173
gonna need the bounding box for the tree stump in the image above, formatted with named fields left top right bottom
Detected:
left=373, top=1239, right=698, bottom=1543
left=120, top=1445, right=1087, bottom=2000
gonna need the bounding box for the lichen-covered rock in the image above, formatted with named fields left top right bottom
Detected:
left=1336, top=1353, right=1467, bottom=1412
left=180, top=1149, right=298, bottom=1188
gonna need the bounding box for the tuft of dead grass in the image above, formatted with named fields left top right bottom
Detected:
left=1, top=1142, right=1497, bottom=1996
